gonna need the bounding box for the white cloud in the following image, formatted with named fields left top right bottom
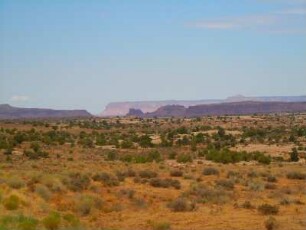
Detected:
left=188, top=15, right=277, bottom=30
left=10, top=95, right=30, bottom=102
left=190, top=22, right=238, bottom=29
left=187, top=8, right=306, bottom=34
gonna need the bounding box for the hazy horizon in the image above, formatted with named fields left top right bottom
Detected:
left=1, top=0, right=306, bottom=113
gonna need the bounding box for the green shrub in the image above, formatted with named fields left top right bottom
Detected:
left=138, top=135, right=153, bottom=148
left=147, top=150, right=163, bottom=162
left=63, top=213, right=80, bottom=227
left=42, top=212, right=61, bottom=230
left=121, top=140, right=133, bottom=149
left=151, top=221, right=171, bottom=230
left=203, top=167, right=219, bottom=176
left=205, top=149, right=271, bottom=164
left=176, top=153, right=193, bottom=163
left=134, top=155, right=149, bottom=163
left=256, top=154, right=271, bottom=165
left=3, top=195, right=20, bottom=210
left=290, top=147, right=299, bottom=162
left=106, top=151, right=118, bottom=161
left=0, top=215, right=38, bottom=230
left=17, top=215, right=39, bottom=230
left=168, top=152, right=177, bottom=160
left=258, top=204, right=279, bottom=215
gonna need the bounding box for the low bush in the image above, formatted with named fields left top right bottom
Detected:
left=124, top=168, right=136, bottom=177
left=265, top=183, right=277, bottom=190
left=264, top=216, right=277, bottom=230
left=258, top=204, right=279, bottom=215
left=118, top=188, right=135, bottom=199
left=76, top=195, right=95, bottom=216
left=17, top=215, right=39, bottom=230
left=76, top=194, right=103, bottom=216
left=267, top=175, right=277, bottom=183
left=63, top=213, right=80, bottom=227
left=176, top=153, right=193, bottom=163
left=3, top=195, right=20, bottom=210
left=187, top=184, right=231, bottom=204
left=279, top=198, right=291, bottom=206
left=115, top=171, right=127, bottom=182
left=151, top=221, right=171, bottom=230
left=247, top=171, right=258, bottom=178
left=241, top=200, right=255, bottom=209
left=42, top=212, right=61, bottom=230
left=0, top=215, right=38, bottom=230
left=147, top=150, right=163, bottom=162
left=203, top=167, right=219, bottom=176
left=247, top=181, right=264, bottom=192
left=215, top=179, right=235, bottom=190
left=133, top=177, right=148, bottom=184
left=149, top=178, right=181, bottom=189
left=6, top=176, right=25, bottom=189
left=35, top=184, right=52, bottom=201
left=64, top=172, right=90, bottom=192
left=43, top=178, right=65, bottom=193
left=286, top=172, right=306, bottom=180
left=106, top=150, right=118, bottom=161
left=205, top=149, right=271, bottom=164
left=168, top=198, right=195, bottom=212
left=132, top=198, right=148, bottom=209
left=170, top=170, right=183, bottom=177
left=92, top=172, right=119, bottom=186
left=138, top=170, right=158, bottom=179
left=24, top=149, right=49, bottom=160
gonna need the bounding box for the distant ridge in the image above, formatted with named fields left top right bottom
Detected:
left=0, top=104, right=92, bottom=120
left=101, top=95, right=306, bottom=116
left=127, top=101, right=306, bottom=118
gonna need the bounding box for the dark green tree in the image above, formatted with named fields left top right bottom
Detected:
left=290, top=147, right=299, bottom=162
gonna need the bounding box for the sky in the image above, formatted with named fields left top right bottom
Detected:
left=0, top=0, right=306, bottom=114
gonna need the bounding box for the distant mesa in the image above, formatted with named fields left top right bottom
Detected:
left=127, top=101, right=306, bottom=118
left=127, top=108, right=144, bottom=117
left=100, top=95, right=306, bottom=117
left=0, top=104, right=92, bottom=120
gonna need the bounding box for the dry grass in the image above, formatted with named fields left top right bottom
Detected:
left=0, top=114, right=305, bottom=229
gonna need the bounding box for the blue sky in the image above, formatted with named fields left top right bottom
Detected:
left=0, top=0, right=305, bottom=114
